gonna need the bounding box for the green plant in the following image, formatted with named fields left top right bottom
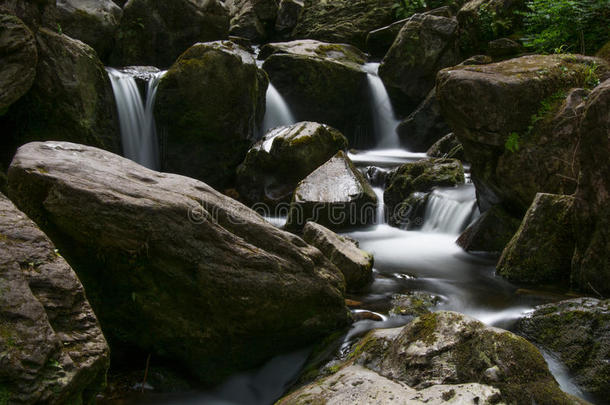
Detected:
left=57, top=23, right=62, bottom=35
left=521, top=0, right=610, bottom=54
left=505, top=132, right=520, bottom=153
left=477, top=2, right=514, bottom=42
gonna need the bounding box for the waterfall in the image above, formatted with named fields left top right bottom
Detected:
left=107, top=67, right=164, bottom=170
left=262, top=83, right=295, bottom=134
left=421, top=186, right=478, bottom=235
left=364, top=63, right=400, bottom=149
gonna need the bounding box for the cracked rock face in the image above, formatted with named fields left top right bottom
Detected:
left=0, top=193, right=109, bottom=404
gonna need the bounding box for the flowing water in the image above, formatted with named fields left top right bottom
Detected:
left=107, top=67, right=165, bottom=170
left=262, top=84, right=296, bottom=134
left=363, top=63, right=400, bottom=149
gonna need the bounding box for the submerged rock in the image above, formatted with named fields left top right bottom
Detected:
left=390, top=291, right=440, bottom=317
left=285, top=151, right=377, bottom=231
left=573, top=78, right=610, bottom=295
left=457, top=204, right=520, bottom=254
left=384, top=158, right=464, bottom=227
left=0, top=193, right=109, bottom=404
left=397, top=89, right=451, bottom=151
left=427, top=133, right=464, bottom=161
left=261, top=40, right=368, bottom=142
left=1, top=27, right=120, bottom=160
left=236, top=122, right=348, bottom=207
left=497, top=193, right=575, bottom=286
left=0, top=14, right=37, bottom=112
left=7, top=141, right=349, bottom=384
left=379, top=12, right=460, bottom=109
left=291, top=0, right=396, bottom=50
left=303, top=221, right=373, bottom=292
left=111, top=0, right=230, bottom=67
left=156, top=40, right=268, bottom=189
left=56, top=0, right=123, bottom=61
left=437, top=54, right=609, bottom=214
left=516, top=298, right=610, bottom=399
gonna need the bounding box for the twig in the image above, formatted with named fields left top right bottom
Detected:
left=141, top=353, right=151, bottom=393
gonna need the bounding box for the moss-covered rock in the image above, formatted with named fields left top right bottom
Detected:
left=111, top=0, right=229, bottom=67
left=56, top=0, right=123, bottom=61
left=379, top=12, right=460, bottom=109
left=427, top=132, right=465, bottom=161
left=0, top=14, right=37, bottom=112
left=236, top=122, right=348, bottom=207
left=225, top=0, right=278, bottom=42
left=285, top=151, right=377, bottom=231
left=596, top=40, right=610, bottom=62
left=397, top=89, right=451, bottom=151
left=0, top=0, right=57, bottom=29
left=384, top=158, right=464, bottom=227
left=437, top=55, right=609, bottom=215
left=0, top=27, right=120, bottom=168
left=0, top=193, right=109, bottom=404
left=156, top=40, right=268, bottom=189
left=7, top=141, right=350, bottom=385
left=351, top=311, right=575, bottom=404
left=260, top=40, right=368, bottom=143
left=497, top=193, right=575, bottom=286
left=303, top=221, right=373, bottom=292
left=291, top=0, right=397, bottom=50
left=516, top=298, right=610, bottom=400
left=390, top=291, right=440, bottom=317
left=456, top=204, right=520, bottom=254
left=573, top=78, right=610, bottom=295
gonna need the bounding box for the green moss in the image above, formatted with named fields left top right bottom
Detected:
left=0, top=385, right=10, bottom=405
left=406, top=313, right=439, bottom=345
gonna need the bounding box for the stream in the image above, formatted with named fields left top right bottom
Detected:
left=106, top=62, right=584, bottom=405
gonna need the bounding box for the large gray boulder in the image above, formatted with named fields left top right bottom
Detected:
left=156, top=41, right=268, bottom=189
left=7, top=141, right=350, bottom=385
left=0, top=193, right=109, bottom=404
left=236, top=122, right=348, bottom=207
left=497, top=193, right=575, bottom=286
left=56, top=0, right=123, bottom=61
left=285, top=151, right=377, bottom=231
left=260, top=40, right=368, bottom=142
left=111, top=0, right=230, bottom=67
left=303, top=221, right=373, bottom=292
left=379, top=13, right=460, bottom=109
left=0, top=14, right=37, bottom=112
left=516, top=298, right=610, bottom=400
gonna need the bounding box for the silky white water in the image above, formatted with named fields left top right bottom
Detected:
left=364, top=63, right=400, bottom=149
left=421, top=186, right=478, bottom=234
left=107, top=68, right=164, bottom=170
left=262, top=83, right=295, bottom=134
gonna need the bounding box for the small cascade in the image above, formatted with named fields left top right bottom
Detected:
left=107, top=67, right=165, bottom=170
left=262, top=83, right=296, bottom=134
left=364, top=63, right=400, bottom=149
left=421, top=186, right=478, bottom=235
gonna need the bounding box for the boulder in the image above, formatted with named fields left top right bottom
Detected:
left=0, top=14, right=36, bottom=112
left=456, top=204, right=520, bottom=254
left=236, top=122, right=348, bottom=207
left=597, top=40, right=610, bottom=62
left=573, top=78, right=610, bottom=295
left=56, top=0, right=123, bottom=61
left=225, top=0, right=278, bottom=42
left=291, top=0, right=396, bottom=50
left=285, top=151, right=377, bottom=231
left=487, top=37, right=523, bottom=58
left=111, top=0, right=230, bottom=67
left=261, top=40, right=368, bottom=142
left=379, top=13, right=460, bottom=109
left=0, top=193, right=109, bottom=404
left=0, top=28, right=120, bottom=164
left=0, top=0, right=57, bottom=28
left=437, top=55, right=608, bottom=214
left=396, top=89, right=451, bottom=151
left=516, top=298, right=610, bottom=400
left=365, top=18, right=407, bottom=59
left=303, top=221, right=373, bottom=292
left=7, top=141, right=350, bottom=384
left=274, top=0, right=304, bottom=39
left=497, top=193, right=575, bottom=286
left=384, top=158, right=464, bottom=227
left=156, top=41, right=268, bottom=189
left=277, top=364, right=502, bottom=404
left=427, top=132, right=465, bottom=161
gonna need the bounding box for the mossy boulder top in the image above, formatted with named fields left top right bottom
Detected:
left=7, top=141, right=350, bottom=384
left=236, top=121, right=348, bottom=206
left=0, top=193, right=109, bottom=404
left=260, top=39, right=367, bottom=70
